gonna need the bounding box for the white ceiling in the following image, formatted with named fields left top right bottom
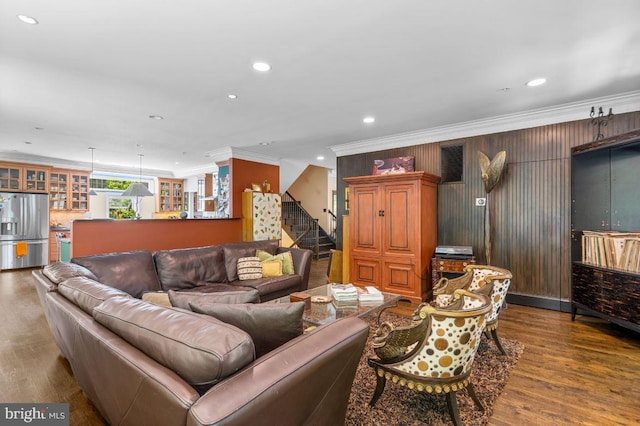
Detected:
left=1, top=0, right=640, bottom=179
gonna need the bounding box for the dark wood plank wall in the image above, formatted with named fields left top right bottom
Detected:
left=337, top=111, right=640, bottom=307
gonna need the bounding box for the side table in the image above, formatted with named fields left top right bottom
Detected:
left=431, top=257, right=476, bottom=287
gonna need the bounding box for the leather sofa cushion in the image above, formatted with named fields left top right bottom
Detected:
left=168, top=289, right=260, bottom=310
left=221, top=240, right=278, bottom=282
left=43, top=261, right=98, bottom=284
left=93, top=297, right=255, bottom=391
left=72, top=250, right=161, bottom=298
left=58, top=276, right=132, bottom=315
left=238, top=275, right=302, bottom=300
left=189, top=301, right=304, bottom=358
left=153, top=245, right=227, bottom=291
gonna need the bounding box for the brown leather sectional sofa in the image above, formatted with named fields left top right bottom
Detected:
left=32, top=240, right=370, bottom=425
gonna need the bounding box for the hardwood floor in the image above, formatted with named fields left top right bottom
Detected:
left=2, top=261, right=639, bottom=425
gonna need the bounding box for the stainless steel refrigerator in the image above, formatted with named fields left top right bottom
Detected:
left=0, top=192, right=49, bottom=270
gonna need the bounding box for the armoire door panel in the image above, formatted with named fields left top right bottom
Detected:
left=350, top=257, right=380, bottom=287
left=352, top=188, right=380, bottom=251
left=386, top=187, right=410, bottom=250
left=382, top=261, right=415, bottom=294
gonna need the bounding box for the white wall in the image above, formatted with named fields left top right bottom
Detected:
left=287, top=165, right=331, bottom=231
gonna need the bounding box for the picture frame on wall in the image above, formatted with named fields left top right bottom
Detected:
left=372, top=156, right=415, bottom=175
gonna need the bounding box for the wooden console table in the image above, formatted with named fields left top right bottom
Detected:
left=431, top=257, right=476, bottom=287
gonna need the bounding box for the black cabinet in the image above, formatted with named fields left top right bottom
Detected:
left=571, top=129, right=640, bottom=333
left=572, top=262, right=640, bottom=332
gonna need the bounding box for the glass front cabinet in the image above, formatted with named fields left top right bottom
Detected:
left=157, top=178, right=185, bottom=212
left=0, top=162, right=49, bottom=193
left=49, top=169, right=89, bottom=211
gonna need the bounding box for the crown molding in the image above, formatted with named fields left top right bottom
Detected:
left=229, top=147, right=280, bottom=166
left=0, top=151, right=173, bottom=177
left=173, top=146, right=280, bottom=178
left=202, top=146, right=280, bottom=166
left=331, top=90, right=640, bottom=157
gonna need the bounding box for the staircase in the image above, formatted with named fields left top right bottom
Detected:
left=281, top=192, right=336, bottom=259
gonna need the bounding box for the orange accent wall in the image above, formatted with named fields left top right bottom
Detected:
left=229, top=158, right=279, bottom=217
left=71, top=219, right=242, bottom=257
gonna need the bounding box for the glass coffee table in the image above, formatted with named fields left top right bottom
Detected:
left=270, top=284, right=402, bottom=328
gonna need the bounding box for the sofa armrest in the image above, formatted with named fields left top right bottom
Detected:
left=187, top=317, right=369, bottom=426
left=277, top=247, right=312, bottom=291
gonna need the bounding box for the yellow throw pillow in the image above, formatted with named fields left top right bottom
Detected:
left=262, top=259, right=283, bottom=277
left=256, top=250, right=294, bottom=275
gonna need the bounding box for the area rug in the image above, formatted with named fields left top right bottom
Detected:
left=345, top=313, right=524, bottom=426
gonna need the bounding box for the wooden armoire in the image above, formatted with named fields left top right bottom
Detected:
left=344, top=171, right=440, bottom=304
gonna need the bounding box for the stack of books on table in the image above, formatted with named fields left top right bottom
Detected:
left=330, top=284, right=358, bottom=302
left=356, top=286, right=384, bottom=303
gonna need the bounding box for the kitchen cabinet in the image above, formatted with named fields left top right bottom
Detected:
left=49, top=169, right=90, bottom=211
left=0, top=162, right=49, bottom=193
left=157, top=178, right=185, bottom=212
left=344, top=171, right=440, bottom=304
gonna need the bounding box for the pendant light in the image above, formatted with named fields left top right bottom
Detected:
left=88, top=147, right=97, bottom=196
left=121, top=154, right=154, bottom=197
left=121, top=154, right=153, bottom=220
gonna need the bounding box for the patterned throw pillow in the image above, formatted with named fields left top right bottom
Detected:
left=237, top=256, right=263, bottom=280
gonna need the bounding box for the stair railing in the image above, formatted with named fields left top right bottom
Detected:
left=281, top=192, right=320, bottom=258
left=327, top=209, right=337, bottom=241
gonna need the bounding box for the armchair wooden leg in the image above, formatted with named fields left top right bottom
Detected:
left=369, top=372, right=387, bottom=406
left=445, top=391, right=462, bottom=426
left=466, top=382, right=485, bottom=412
left=490, top=328, right=508, bottom=355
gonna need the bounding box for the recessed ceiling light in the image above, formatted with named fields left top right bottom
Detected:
left=252, top=62, right=271, bottom=72
left=363, top=116, right=375, bottom=124
left=259, top=141, right=272, bottom=146
left=316, top=156, right=325, bottom=161
left=227, top=94, right=237, bottom=99
left=149, top=115, right=163, bottom=120
left=17, top=15, right=38, bottom=25
left=526, top=78, right=547, bottom=87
